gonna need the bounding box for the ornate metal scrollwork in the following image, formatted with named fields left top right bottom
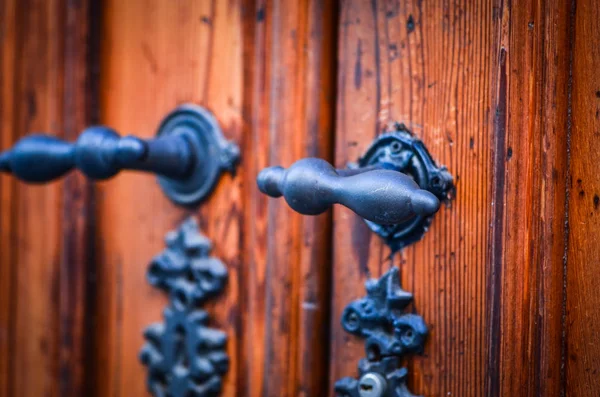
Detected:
left=334, top=267, right=427, bottom=397
left=140, top=217, right=229, bottom=397
left=352, top=123, right=454, bottom=252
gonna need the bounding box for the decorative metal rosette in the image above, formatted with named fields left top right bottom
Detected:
left=140, top=217, right=228, bottom=397
left=353, top=123, right=454, bottom=252
left=334, top=267, right=427, bottom=397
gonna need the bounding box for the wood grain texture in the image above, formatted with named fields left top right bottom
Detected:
left=5, top=1, right=600, bottom=396
left=59, top=0, right=96, bottom=396
left=96, top=2, right=337, bottom=397
left=0, top=1, right=17, bottom=394
left=94, top=1, right=244, bottom=396
left=329, top=1, right=571, bottom=396
left=329, top=2, right=494, bottom=395
left=488, top=1, right=571, bottom=395
left=566, top=0, right=600, bottom=394
left=0, top=1, right=95, bottom=396
left=241, top=1, right=337, bottom=396
left=0, top=1, right=66, bottom=396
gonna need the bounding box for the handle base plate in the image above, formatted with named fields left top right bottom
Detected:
left=354, top=124, right=454, bottom=251
left=156, top=105, right=240, bottom=207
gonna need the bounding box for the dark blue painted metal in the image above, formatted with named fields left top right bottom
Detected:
left=353, top=124, right=454, bottom=251
left=257, top=124, right=453, bottom=251
left=257, top=159, right=440, bottom=225
left=334, top=267, right=427, bottom=397
left=0, top=104, right=239, bottom=207
left=140, top=217, right=229, bottom=397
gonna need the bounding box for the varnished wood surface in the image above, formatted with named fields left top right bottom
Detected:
left=0, top=0, right=94, bottom=396
left=94, top=1, right=243, bottom=396
left=329, top=1, right=572, bottom=396
left=59, top=0, right=97, bottom=395
left=241, top=1, right=336, bottom=396
left=487, top=1, right=571, bottom=395
left=8, top=1, right=66, bottom=392
left=566, top=0, right=600, bottom=394
left=95, top=1, right=336, bottom=396
left=3, top=1, right=600, bottom=396
left=0, top=1, right=17, bottom=394
left=329, top=2, right=494, bottom=395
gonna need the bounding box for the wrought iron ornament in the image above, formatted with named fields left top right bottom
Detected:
left=353, top=124, right=454, bottom=251
left=0, top=104, right=240, bottom=207
left=334, top=267, right=427, bottom=397
left=140, top=217, right=229, bottom=397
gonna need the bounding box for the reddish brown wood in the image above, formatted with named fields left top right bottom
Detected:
left=59, top=0, right=96, bottom=396
left=241, top=1, right=337, bottom=396
left=566, top=0, right=600, bottom=394
left=95, top=2, right=337, bottom=397
left=93, top=1, right=244, bottom=395
left=329, top=1, right=570, bottom=396
left=5, top=1, right=600, bottom=396
left=293, top=3, right=337, bottom=395
left=1, top=1, right=66, bottom=396
left=0, top=1, right=95, bottom=396
left=488, top=1, right=571, bottom=395
left=0, top=1, right=17, bottom=395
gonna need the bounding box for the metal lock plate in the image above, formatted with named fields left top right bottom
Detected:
left=353, top=123, right=454, bottom=251
left=334, top=267, right=426, bottom=397
left=156, top=105, right=240, bottom=207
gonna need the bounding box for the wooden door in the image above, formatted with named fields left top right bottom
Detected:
left=1, top=1, right=600, bottom=397
left=1, top=1, right=337, bottom=396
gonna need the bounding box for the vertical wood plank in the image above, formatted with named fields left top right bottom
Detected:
left=242, top=1, right=337, bottom=396
left=1, top=1, right=65, bottom=396
left=566, top=0, right=600, bottom=394
left=60, top=0, right=97, bottom=395
left=0, top=1, right=17, bottom=395
left=329, top=1, right=570, bottom=396
left=94, top=1, right=244, bottom=396
left=330, top=2, right=496, bottom=394
left=0, top=1, right=96, bottom=396
left=295, top=3, right=338, bottom=395
left=489, top=1, right=571, bottom=395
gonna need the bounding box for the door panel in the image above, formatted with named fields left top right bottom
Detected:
left=1, top=1, right=600, bottom=397
left=0, top=0, right=95, bottom=396
left=566, top=0, right=600, bottom=393
left=94, top=1, right=336, bottom=396
left=329, top=1, right=570, bottom=396
left=242, top=1, right=337, bottom=396
left=329, top=2, right=495, bottom=395
left=94, top=1, right=243, bottom=396
left=487, top=2, right=570, bottom=395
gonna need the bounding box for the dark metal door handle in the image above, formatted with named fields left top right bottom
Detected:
left=258, top=158, right=440, bottom=225
left=258, top=125, right=454, bottom=251
left=0, top=128, right=194, bottom=181
left=0, top=105, right=239, bottom=206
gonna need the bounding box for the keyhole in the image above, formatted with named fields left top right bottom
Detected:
left=358, top=372, right=386, bottom=397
